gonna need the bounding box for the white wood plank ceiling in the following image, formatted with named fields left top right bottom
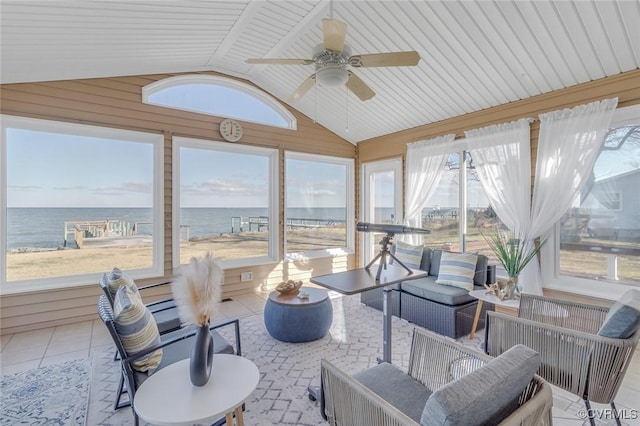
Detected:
left=1, top=1, right=639, bottom=144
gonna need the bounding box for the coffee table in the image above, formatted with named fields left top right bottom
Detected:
left=264, top=286, right=333, bottom=342
left=133, top=354, right=259, bottom=426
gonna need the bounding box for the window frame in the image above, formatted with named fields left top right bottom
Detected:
left=172, top=136, right=279, bottom=270
left=284, top=151, right=355, bottom=260
left=0, top=115, right=164, bottom=294
left=142, top=74, right=297, bottom=130
left=541, top=104, right=640, bottom=299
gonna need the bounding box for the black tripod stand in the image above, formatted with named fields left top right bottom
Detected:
left=365, top=232, right=413, bottom=280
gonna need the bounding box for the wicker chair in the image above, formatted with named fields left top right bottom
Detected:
left=486, top=292, right=640, bottom=426
left=97, top=295, right=241, bottom=425
left=321, top=327, right=553, bottom=426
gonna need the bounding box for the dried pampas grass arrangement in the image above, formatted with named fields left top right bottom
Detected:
left=171, top=252, right=223, bottom=327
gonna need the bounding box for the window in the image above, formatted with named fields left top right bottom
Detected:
left=545, top=104, right=640, bottom=294
left=421, top=152, right=461, bottom=252
left=143, top=75, right=296, bottom=129
left=419, top=150, right=506, bottom=263
left=285, top=152, right=354, bottom=256
left=173, top=137, right=278, bottom=268
left=1, top=116, right=163, bottom=292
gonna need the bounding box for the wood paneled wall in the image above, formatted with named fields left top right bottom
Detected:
left=0, top=71, right=356, bottom=334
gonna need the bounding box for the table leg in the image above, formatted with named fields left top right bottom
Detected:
left=226, top=412, right=234, bottom=425
left=235, top=406, right=244, bottom=426
left=470, top=300, right=484, bottom=340
left=381, top=287, right=392, bottom=363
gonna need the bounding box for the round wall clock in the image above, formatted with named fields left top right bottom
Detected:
left=219, top=118, right=243, bottom=142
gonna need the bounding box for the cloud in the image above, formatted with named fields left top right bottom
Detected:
left=53, top=185, right=89, bottom=191
left=182, top=179, right=266, bottom=197
left=96, top=182, right=151, bottom=194
left=8, top=185, right=42, bottom=191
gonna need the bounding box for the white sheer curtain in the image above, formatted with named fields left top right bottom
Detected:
left=402, top=134, right=455, bottom=245
left=464, top=118, right=533, bottom=236
left=523, top=98, right=619, bottom=292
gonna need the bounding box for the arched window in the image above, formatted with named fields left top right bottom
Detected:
left=142, top=75, right=296, bottom=129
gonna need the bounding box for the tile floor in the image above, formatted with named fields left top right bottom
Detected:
left=1, top=291, right=639, bottom=425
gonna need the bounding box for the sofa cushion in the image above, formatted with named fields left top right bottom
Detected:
left=436, top=252, right=478, bottom=291
left=394, top=241, right=424, bottom=269
left=113, top=285, right=163, bottom=373
left=420, top=344, right=540, bottom=426
left=598, top=289, right=640, bottom=339
left=401, top=276, right=483, bottom=306
left=429, top=250, right=488, bottom=286
left=355, top=362, right=433, bottom=423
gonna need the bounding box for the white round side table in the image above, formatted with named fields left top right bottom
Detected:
left=468, top=289, right=520, bottom=340
left=134, top=354, right=259, bottom=426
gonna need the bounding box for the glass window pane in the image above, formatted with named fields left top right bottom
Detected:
left=5, top=127, right=158, bottom=282
left=559, top=125, right=640, bottom=285
left=421, top=153, right=460, bottom=252
left=177, top=145, right=273, bottom=264
left=285, top=156, right=349, bottom=253
left=373, top=171, right=396, bottom=224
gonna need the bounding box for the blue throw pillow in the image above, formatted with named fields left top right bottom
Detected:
left=598, top=289, right=640, bottom=339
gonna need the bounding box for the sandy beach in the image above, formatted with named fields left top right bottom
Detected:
left=5, top=227, right=639, bottom=284
left=5, top=228, right=348, bottom=282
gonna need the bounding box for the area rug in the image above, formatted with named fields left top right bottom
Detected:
left=1, top=357, right=91, bottom=426
left=87, top=293, right=485, bottom=425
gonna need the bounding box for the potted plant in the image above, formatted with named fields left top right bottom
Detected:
left=171, top=252, right=223, bottom=386
left=482, top=228, right=546, bottom=299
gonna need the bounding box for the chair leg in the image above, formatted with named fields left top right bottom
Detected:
left=584, top=399, right=597, bottom=426
left=114, top=373, right=131, bottom=410
left=610, top=402, right=622, bottom=426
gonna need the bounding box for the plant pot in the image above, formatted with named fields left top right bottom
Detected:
left=504, top=276, right=519, bottom=300
left=190, top=324, right=214, bottom=386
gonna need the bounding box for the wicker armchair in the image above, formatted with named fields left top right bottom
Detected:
left=486, top=292, right=640, bottom=426
left=321, top=328, right=553, bottom=426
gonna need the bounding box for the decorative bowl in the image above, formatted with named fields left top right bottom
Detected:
left=275, top=280, right=303, bottom=295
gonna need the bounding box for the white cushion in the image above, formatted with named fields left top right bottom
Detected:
left=435, top=252, right=478, bottom=291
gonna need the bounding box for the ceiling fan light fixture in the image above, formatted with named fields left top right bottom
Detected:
left=316, top=65, right=349, bottom=87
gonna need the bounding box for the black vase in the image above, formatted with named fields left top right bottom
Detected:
left=190, top=324, right=214, bottom=386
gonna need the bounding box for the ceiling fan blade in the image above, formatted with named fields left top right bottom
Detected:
left=246, top=58, right=314, bottom=65
left=346, top=71, right=375, bottom=101
left=322, top=18, right=347, bottom=52
left=289, top=74, right=316, bottom=102
left=349, top=51, right=420, bottom=68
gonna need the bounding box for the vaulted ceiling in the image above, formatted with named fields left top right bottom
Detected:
left=1, top=1, right=639, bottom=144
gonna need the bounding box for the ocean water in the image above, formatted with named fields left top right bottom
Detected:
left=5, top=207, right=373, bottom=250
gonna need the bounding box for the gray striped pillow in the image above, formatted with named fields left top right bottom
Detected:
left=394, top=241, right=424, bottom=270
left=436, top=252, right=478, bottom=291
left=113, top=285, right=163, bottom=373
left=106, top=267, right=137, bottom=298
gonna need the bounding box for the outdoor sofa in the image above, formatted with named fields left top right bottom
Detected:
left=361, top=245, right=494, bottom=338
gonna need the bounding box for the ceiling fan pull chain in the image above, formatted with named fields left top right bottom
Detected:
left=345, top=84, right=350, bottom=133
left=314, top=82, right=318, bottom=123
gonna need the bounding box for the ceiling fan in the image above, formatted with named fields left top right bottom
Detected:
left=246, top=17, right=420, bottom=102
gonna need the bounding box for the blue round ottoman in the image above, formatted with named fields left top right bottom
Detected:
left=264, top=287, right=333, bottom=342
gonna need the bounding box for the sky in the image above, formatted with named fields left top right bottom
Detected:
left=5, top=85, right=638, bottom=211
